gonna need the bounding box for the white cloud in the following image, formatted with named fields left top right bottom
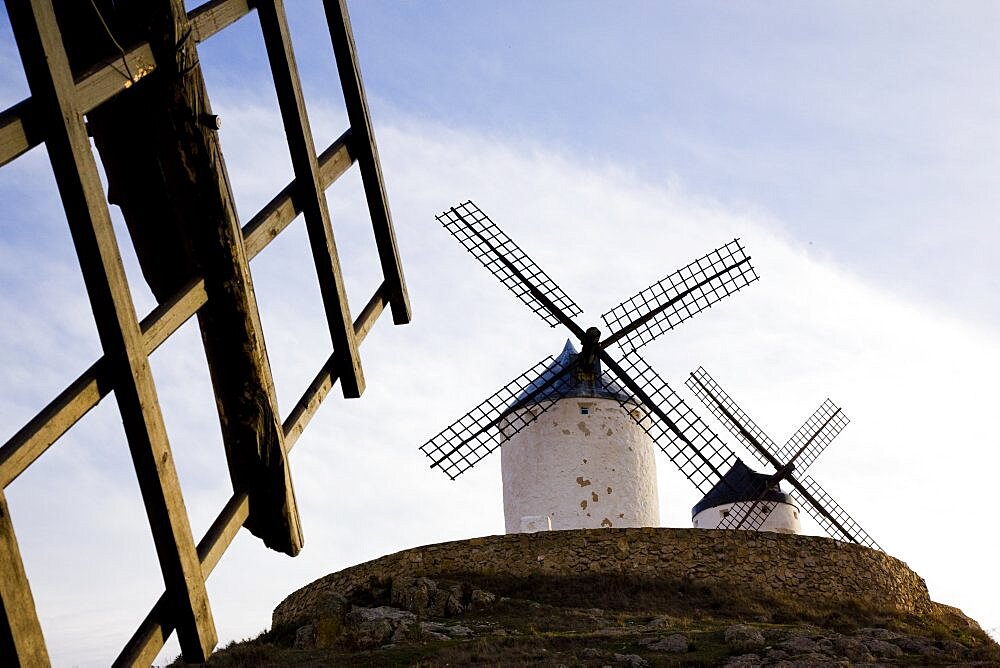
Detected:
left=1, top=106, right=997, bottom=665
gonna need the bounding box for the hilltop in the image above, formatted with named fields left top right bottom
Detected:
left=192, top=529, right=999, bottom=666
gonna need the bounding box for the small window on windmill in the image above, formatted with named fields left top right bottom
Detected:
left=720, top=509, right=730, bottom=518
left=580, top=407, right=590, bottom=415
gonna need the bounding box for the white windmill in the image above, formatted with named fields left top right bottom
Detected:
left=419, top=201, right=760, bottom=534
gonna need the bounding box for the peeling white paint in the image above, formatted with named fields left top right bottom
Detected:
left=501, top=398, right=660, bottom=533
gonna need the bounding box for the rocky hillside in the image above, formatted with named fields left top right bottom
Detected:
left=198, top=572, right=998, bottom=666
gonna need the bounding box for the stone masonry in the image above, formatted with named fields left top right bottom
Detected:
left=273, top=528, right=931, bottom=629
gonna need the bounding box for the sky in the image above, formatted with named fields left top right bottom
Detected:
left=0, top=1, right=998, bottom=665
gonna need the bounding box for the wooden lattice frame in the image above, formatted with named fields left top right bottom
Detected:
left=0, top=0, right=410, bottom=664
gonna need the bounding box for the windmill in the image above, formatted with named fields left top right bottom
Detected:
left=419, top=200, right=761, bottom=533
left=686, top=367, right=882, bottom=550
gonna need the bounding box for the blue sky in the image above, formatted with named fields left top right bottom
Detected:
left=1, top=2, right=999, bottom=664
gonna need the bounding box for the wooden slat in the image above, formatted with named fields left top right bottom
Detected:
left=243, top=130, right=354, bottom=259
left=0, top=278, right=207, bottom=489
left=284, top=283, right=387, bottom=449
left=115, top=491, right=250, bottom=667
left=0, top=490, right=50, bottom=666
left=5, top=0, right=216, bottom=660
left=76, top=43, right=157, bottom=111
left=0, top=99, right=39, bottom=169
left=257, top=0, right=366, bottom=399
left=323, top=0, right=411, bottom=326
left=0, top=128, right=354, bottom=488
left=0, top=40, right=156, bottom=168
left=118, top=281, right=388, bottom=662
left=189, top=0, right=252, bottom=44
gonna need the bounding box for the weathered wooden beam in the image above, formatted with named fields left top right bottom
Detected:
left=5, top=0, right=217, bottom=659
left=0, top=491, right=50, bottom=666
left=257, top=0, right=366, bottom=399
left=80, top=0, right=303, bottom=556
left=0, top=131, right=353, bottom=488
left=323, top=0, right=411, bottom=326
left=189, top=0, right=252, bottom=43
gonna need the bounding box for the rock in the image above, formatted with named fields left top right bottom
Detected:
left=470, top=588, right=497, bottom=610
left=643, top=614, right=673, bottom=630
left=938, top=639, right=970, bottom=657
left=722, top=653, right=761, bottom=667
left=613, top=653, right=649, bottom=667
left=648, top=633, right=688, bottom=653
left=858, top=626, right=901, bottom=641
left=779, top=635, right=819, bottom=654
left=446, top=624, right=473, bottom=638
left=725, top=624, right=765, bottom=652
left=580, top=647, right=602, bottom=658
left=292, top=624, right=315, bottom=649
left=390, top=577, right=435, bottom=615
left=864, top=638, right=903, bottom=658
left=831, top=636, right=874, bottom=662
left=892, top=635, right=940, bottom=656
left=764, top=648, right=788, bottom=661
left=345, top=606, right=417, bottom=649
left=655, top=635, right=688, bottom=653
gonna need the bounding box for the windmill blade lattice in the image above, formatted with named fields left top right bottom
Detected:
left=798, top=475, right=881, bottom=550
left=776, top=399, right=849, bottom=473
left=419, top=355, right=574, bottom=479
left=601, top=239, right=758, bottom=352
left=603, top=353, right=739, bottom=494
left=437, top=202, right=584, bottom=328
left=687, top=366, right=778, bottom=469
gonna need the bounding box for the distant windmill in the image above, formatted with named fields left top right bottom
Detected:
left=686, top=367, right=882, bottom=550
left=419, top=200, right=761, bottom=533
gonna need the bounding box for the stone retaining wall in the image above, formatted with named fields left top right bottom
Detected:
left=274, top=528, right=931, bottom=628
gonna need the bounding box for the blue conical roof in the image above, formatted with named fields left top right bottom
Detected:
left=691, top=460, right=796, bottom=517
left=510, top=340, right=632, bottom=409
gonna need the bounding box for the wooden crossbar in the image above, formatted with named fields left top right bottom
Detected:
left=258, top=0, right=366, bottom=399
left=0, top=0, right=409, bottom=663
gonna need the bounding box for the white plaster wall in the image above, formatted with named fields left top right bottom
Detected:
left=692, top=500, right=801, bottom=534
left=500, top=397, right=660, bottom=533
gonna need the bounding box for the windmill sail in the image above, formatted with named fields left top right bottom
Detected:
left=419, top=354, right=576, bottom=479
left=602, top=353, right=740, bottom=495
left=436, top=201, right=584, bottom=328
left=687, top=366, right=778, bottom=469
left=796, top=474, right=882, bottom=550
left=601, top=239, right=758, bottom=352
left=774, top=399, right=848, bottom=473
